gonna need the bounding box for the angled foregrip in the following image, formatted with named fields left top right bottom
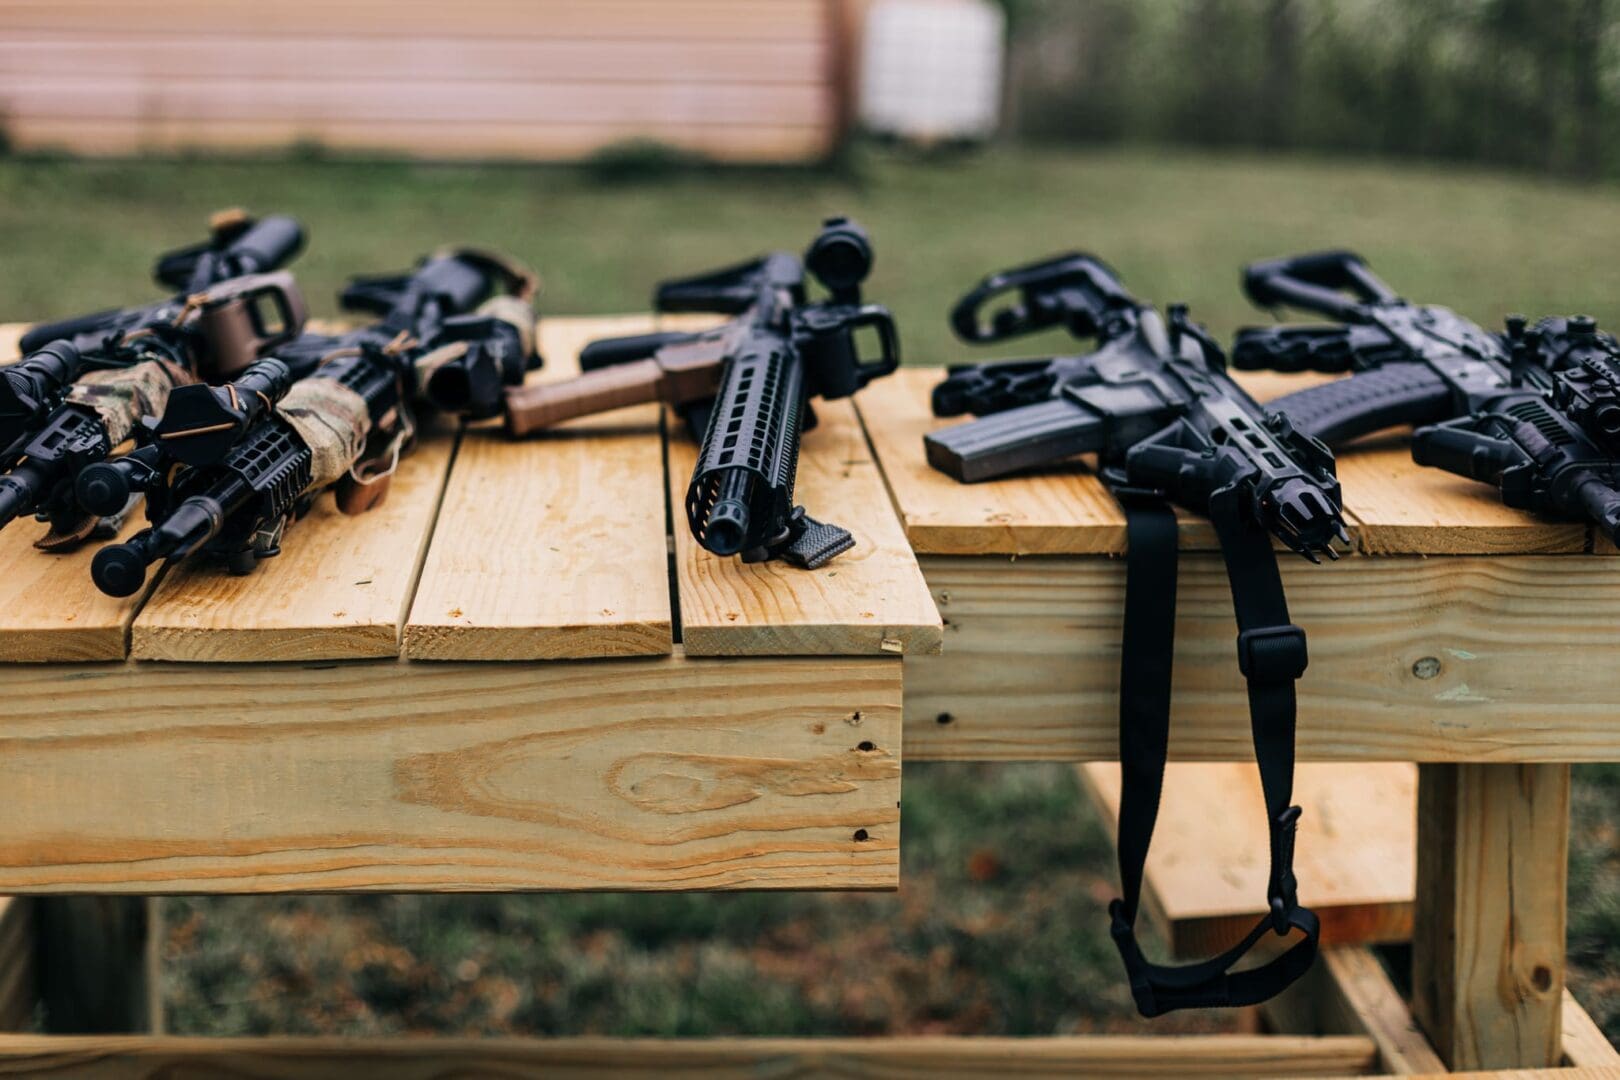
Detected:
left=503, top=359, right=665, bottom=437
left=1264, top=362, right=1454, bottom=446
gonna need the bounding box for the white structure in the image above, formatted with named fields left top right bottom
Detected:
left=859, top=0, right=1005, bottom=143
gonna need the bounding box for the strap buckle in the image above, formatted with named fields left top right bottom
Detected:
left=1236, top=624, right=1308, bottom=682
left=1267, top=805, right=1303, bottom=933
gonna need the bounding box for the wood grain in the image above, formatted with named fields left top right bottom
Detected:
left=0, top=510, right=156, bottom=662
left=1564, top=991, right=1620, bottom=1066
left=0, top=1033, right=1381, bottom=1078
left=1077, top=763, right=1415, bottom=957
left=1263, top=947, right=1447, bottom=1075
left=0, top=653, right=900, bottom=893
left=0, top=2, right=841, bottom=164
left=2, top=34, right=828, bottom=85
left=129, top=434, right=455, bottom=662
left=405, top=315, right=672, bottom=661
left=0, top=1, right=834, bottom=39
left=1413, top=763, right=1570, bottom=1070
left=908, top=554, right=1620, bottom=762
left=858, top=368, right=1127, bottom=556
left=670, top=397, right=942, bottom=657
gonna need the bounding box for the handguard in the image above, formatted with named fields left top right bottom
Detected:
left=0, top=342, right=83, bottom=457
left=516, top=217, right=900, bottom=569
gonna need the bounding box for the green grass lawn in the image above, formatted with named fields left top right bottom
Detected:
left=2, top=145, right=1617, bottom=1039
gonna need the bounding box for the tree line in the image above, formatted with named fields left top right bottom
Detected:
left=999, top=0, right=1612, bottom=180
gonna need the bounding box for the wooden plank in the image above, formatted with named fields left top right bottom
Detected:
left=0, top=34, right=829, bottom=85
left=404, top=315, right=672, bottom=661
left=129, top=432, right=454, bottom=662
left=1410, top=1071, right=1620, bottom=1079
left=0, top=900, right=34, bottom=1032
left=0, top=325, right=25, bottom=361
left=0, top=1, right=834, bottom=40
left=1412, top=763, right=1570, bottom=1070
left=1076, top=763, right=1414, bottom=956
left=0, top=1033, right=1382, bottom=1078
left=0, top=76, right=832, bottom=127
left=34, top=898, right=157, bottom=1034
left=1, top=118, right=834, bottom=164
left=907, top=554, right=1620, bottom=762
left=859, top=367, right=1584, bottom=557
left=858, top=368, right=1126, bottom=556
left=1564, top=991, right=1620, bottom=1066
left=1264, top=947, right=1446, bottom=1075
left=669, top=396, right=942, bottom=657
left=0, top=513, right=156, bottom=662
left=0, top=654, right=900, bottom=893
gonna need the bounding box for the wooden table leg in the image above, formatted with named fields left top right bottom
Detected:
left=34, top=898, right=161, bottom=1034
left=1412, top=763, right=1569, bottom=1070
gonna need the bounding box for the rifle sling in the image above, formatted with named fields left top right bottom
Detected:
left=1107, top=490, right=1319, bottom=1017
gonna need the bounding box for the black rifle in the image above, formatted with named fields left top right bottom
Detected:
left=509, top=217, right=899, bottom=569
left=279, top=249, right=540, bottom=420
left=88, top=287, right=537, bottom=595
left=928, top=253, right=1342, bottom=1017
left=1233, top=251, right=1620, bottom=542
left=929, top=253, right=1346, bottom=559
left=18, top=211, right=306, bottom=365
left=0, top=271, right=307, bottom=548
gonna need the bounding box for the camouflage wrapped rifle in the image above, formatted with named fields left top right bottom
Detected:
left=0, top=268, right=307, bottom=549
left=276, top=248, right=540, bottom=421
left=88, top=290, right=536, bottom=595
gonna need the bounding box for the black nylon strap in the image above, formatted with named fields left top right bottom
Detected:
left=1107, top=489, right=1320, bottom=1017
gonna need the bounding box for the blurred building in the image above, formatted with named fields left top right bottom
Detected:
left=0, top=0, right=865, bottom=163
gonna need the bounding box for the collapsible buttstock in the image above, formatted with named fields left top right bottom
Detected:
left=579, top=331, right=697, bottom=371
left=950, top=252, right=1131, bottom=344
left=1242, top=250, right=1395, bottom=323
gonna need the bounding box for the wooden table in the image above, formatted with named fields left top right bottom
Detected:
left=858, top=366, right=1620, bottom=1074
left=0, top=324, right=1613, bottom=1076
